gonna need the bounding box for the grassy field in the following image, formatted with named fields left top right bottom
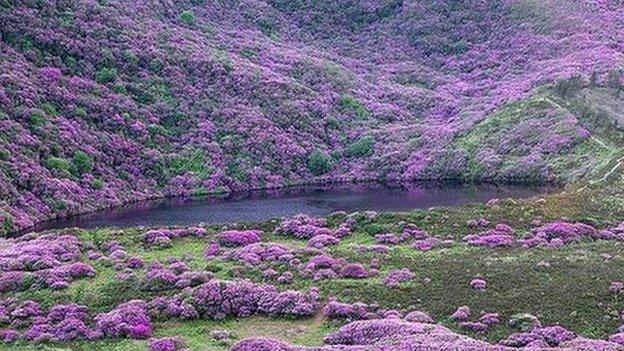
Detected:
left=3, top=172, right=624, bottom=350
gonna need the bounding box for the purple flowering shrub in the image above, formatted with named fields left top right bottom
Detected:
left=140, top=262, right=213, bottom=291
left=520, top=221, right=598, bottom=248
left=451, top=306, right=471, bottom=322
left=148, top=337, right=189, bottom=351
left=307, top=235, right=341, bottom=249
left=375, top=233, right=400, bottom=245
left=277, top=215, right=333, bottom=239
left=464, top=224, right=516, bottom=248
left=146, top=279, right=319, bottom=321
left=383, top=268, right=415, bottom=288
left=217, top=230, right=263, bottom=247
left=500, top=325, right=577, bottom=347
left=226, top=243, right=294, bottom=265
left=0, top=302, right=98, bottom=343
left=144, top=228, right=206, bottom=248
left=323, top=300, right=372, bottom=321
left=470, top=278, right=487, bottom=292
left=233, top=314, right=624, bottom=350
left=95, top=300, right=152, bottom=339
left=0, top=234, right=95, bottom=291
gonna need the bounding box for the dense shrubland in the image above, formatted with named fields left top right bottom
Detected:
left=0, top=0, right=623, bottom=233
left=2, top=2, right=624, bottom=349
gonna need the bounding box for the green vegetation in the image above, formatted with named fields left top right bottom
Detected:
left=307, top=150, right=332, bottom=175
left=91, top=178, right=105, bottom=190
left=347, top=136, right=375, bottom=158
left=170, top=149, right=211, bottom=179
left=95, top=67, right=117, bottom=84
left=73, top=150, right=94, bottom=175
left=28, top=110, right=46, bottom=129
left=45, top=156, right=72, bottom=175
left=4, top=178, right=624, bottom=351
left=339, top=95, right=370, bottom=119
left=180, top=10, right=196, bottom=26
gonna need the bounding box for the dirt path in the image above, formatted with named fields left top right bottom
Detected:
left=596, top=155, right=624, bottom=183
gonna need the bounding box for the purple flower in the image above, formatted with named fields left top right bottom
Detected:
left=478, top=312, right=501, bottom=326
left=451, top=306, right=470, bottom=321
left=470, top=278, right=487, bottom=292
left=404, top=311, right=434, bottom=324
left=231, top=338, right=290, bottom=351
left=0, top=329, right=20, bottom=343
left=384, top=268, right=415, bottom=287
left=459, top=321, right=489, bottom=332
left=217, top=230, right=263, bottom=247
left=463, top=224, right=516, bottom=248
left=339, top=263, right=368, bottom=279
left=533, top=325, right=576, bottom=346
left=94, top=300, right=152, bottom=339
left=307, top=235, right=340, bottom=249
left=375, top=233, right=400, bottom=245
left=149, top=337, right=186, bottom=351
left=610, top=281, right=624, bottom=293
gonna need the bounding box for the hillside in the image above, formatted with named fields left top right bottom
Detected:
left=0, top=0, right=623, bottom=233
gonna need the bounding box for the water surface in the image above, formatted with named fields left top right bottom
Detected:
left=30, top=182, right=556, bottom=232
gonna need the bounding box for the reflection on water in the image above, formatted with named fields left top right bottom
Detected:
left=28, top=181, right=557, bottom=232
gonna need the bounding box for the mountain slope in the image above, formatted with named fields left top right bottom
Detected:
left=0, top=0, right=623, bottom=233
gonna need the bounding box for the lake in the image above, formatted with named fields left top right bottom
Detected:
left=27, top=181, right=556, bottom=232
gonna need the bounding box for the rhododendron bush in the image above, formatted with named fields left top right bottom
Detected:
left=0, top=0, right=623, bottom=233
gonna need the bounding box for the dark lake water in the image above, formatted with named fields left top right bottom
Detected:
left=29, top=182, right=556, bottom=232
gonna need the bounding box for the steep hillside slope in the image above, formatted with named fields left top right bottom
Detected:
left=0, top=0, right=623, bottom=233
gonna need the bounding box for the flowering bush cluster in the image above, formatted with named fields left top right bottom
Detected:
left=460, top=221, right=624, bottom=251
left=277, top=215, right=333, bottom=239
left=594, top=222, right=624, bottom=241
left=144, top=228, right=206, bottom=248
left=226, top=243, right=294, bottom=265
left=0, top=301, right=99, bottom=343
left=464, top=224, right=516, bottom=249
left=451, top=306, right=471, bottom=322
left=470, top=278, right=487, bottom=292
left=519, top=222, right=598, bottom=248
left=217, top=230, right=263, bottom=247
left=95, top=300, right=152, bottom=340
left=375, top=233, right=401, bottom=245
left=233, top=316, right=624, bottom=350
left=322, top=300, right=375, bottom=321
left=0, top=234, right=95, bottom=291
left=301, top=254, right=370, bottom=281
left=500, top=325, right=577, bottom=347
left=149, top=337, right=189, bottom=351
left=307, top=234, right=341, bottom=249
left=0, top=300, right=153, bottom=343
left=138, top=261, right=213, bottom=292
left=383, top=268, right=415, bottom=288
left=147, top=279, right=320, bottom=321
